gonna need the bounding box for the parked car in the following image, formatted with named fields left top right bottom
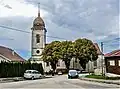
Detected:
left=68, top=70, right=79, bottom=79
left=58, top=71, right=63, bottom=75
left=77, top=70, right=81, bottom=74
left=24, top=70, right=42, bottom=80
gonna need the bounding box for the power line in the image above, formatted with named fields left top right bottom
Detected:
left=0, top=38, right=14, bottom=40
left=0, top=25, right=67, bottom=40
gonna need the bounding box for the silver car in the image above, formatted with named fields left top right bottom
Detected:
left=24, top=70, right=42, bottom=80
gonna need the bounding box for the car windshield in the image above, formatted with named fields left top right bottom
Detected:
left=69, top=70, right=77, bottom=75
left=32, top=71, right=40, bottom=74
left=25, top=71, right=32, bottom=73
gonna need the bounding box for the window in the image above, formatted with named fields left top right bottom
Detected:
left=57, top=62, right=60, bottom=66
left=36, top=34, right=40, bottom=43
left=94, top=60, right=97, bottom=67
left=109, top=60, right=115, bottom=66
left=46, top=62, right=49, bottom=66
left=25, top=71, right=32, bottom=73
left=119, top=60, right=120, bottom=66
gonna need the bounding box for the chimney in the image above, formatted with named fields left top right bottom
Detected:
left=12, top=50, right=15, bottom=56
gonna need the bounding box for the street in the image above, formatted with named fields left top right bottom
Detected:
left=0, top=75, right=119, bottom=89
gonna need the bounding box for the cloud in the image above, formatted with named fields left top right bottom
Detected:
left=0, top=0, right=48, bottom=17
left=4, top=4, right=12, bottom=9
left=0, top=16, right=31, bottom=50
left=0, top=0, right=119, bottom=59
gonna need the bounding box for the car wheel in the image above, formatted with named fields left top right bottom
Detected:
left=68, top=76, right=70, bottom=79
left=31, top=76, right=34, bottom=80
left=39, top=76, right=42, bottom=79
left=23, top=77, right=26, bottom=80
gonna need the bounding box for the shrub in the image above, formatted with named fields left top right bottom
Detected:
left=0, top=62, right=44, bottom=78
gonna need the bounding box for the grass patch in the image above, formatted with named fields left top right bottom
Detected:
left=85, top=74, right=120, bottom=80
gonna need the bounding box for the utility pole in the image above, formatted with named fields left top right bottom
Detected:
left=73, top=58, right=74, bottom=69
left=88, top=60, right=90, bottom=75
left=101, top=42, right=104, bottom=76
left=91, top=54, right=93, bottom=72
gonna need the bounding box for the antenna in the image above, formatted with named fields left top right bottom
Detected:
left=38, top=2, right=40, bottom=17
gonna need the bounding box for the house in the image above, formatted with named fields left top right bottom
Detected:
left=86, top=43, right=103, bottom=73
left=0, top=46, right=25, bottom=63
left=104, top=49, right=120, bottom=75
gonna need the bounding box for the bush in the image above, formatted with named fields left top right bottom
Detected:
left=0, top=62, right=44, bottom=78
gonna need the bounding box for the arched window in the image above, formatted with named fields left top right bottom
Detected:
left=36, top=34, right=40, bottom=43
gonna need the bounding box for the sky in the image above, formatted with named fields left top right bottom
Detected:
left=0, top=0, right=119, bottom=59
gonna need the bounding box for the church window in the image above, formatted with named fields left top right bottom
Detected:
left=36, top=34, right=40, bottom=43
left=94, top=60, right=97, bottom=67
left=46, top=62, right=49, bottom=66
left=36, top=50, right=40, bottom=54
left=57, top=61, right=60, bottom=66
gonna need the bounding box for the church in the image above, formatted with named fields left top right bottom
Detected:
left=30, top=5, right=51, bottom=72
left=30, top=4, right=103, bottom=74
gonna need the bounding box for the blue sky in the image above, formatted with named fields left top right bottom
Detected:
left=0, top=0, right=119, bottom=59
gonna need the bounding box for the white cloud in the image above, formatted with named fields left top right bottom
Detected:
left=0, top=0, right=119, bottom=58
left=0, top=0, right=48, bottom=17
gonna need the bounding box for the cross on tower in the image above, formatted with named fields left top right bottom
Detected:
left=38, top=3, right=40, bottom=17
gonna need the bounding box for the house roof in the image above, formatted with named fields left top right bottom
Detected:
left=93, top=43, right=102, bottom=55
left=0, top=46, right=25, bottom=62
left=104, top=49, right=120, bottom=57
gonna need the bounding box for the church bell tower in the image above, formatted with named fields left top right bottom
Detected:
left=31, top=3, right=47, bottom=63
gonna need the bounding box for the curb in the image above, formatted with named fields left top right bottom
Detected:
left=79, top=78, right=120, bottom=85
left=0, top=77, right=25, bottom=83
left=0, top=76, right=53, bottom=83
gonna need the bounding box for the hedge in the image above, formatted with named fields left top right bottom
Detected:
left=0, top=62, right=44, bottom=78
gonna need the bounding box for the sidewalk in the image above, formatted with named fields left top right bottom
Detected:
left=79, top=73, right=120, bottom=85
left=80, top=77, right=120, bottom=85
left=0, top=75, right=54, bottom=83
left=0, top=77, right=24, bottom=83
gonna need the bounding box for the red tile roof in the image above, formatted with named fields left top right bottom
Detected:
left=93, top=43, right=102, bottom=55
left=104, top=49, right=120, bottom=57
left=0, top=46, right=25, bottom=62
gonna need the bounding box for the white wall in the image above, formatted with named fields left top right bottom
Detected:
left=57, top=59, right=66, bottom=69
left=69, top=58, right=83, bottom=70
left=85, top=55, right=105, bottom=73
left=31, top=60, right=51, bottom=72
left=86, top=61, right=94, bottom=72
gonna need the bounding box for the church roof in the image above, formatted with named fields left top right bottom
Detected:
left=93, top=43, right=102, bottom=55
left=33, top=3, right=45, bottom=27
left=33, top=16, right=45, bottom=27
left=104, top=49, right=120, bottom=57
left=0, top=46, right=25, bottom=62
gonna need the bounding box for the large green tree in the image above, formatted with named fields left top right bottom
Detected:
left=42, top=41, right=61, bottom=71
left=74, top=38, right=98, bottom=69
left=60, top=41, right=74, bottom=70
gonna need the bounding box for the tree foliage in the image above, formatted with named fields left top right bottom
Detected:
left=42, top=41, right=61, bottom=71
left=74, top=38, right=98, bottom=69
left=60, top=41, right=74, bottom=70
left=42, top=38, right=98, bottom=71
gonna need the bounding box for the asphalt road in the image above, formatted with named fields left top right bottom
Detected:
left=0, top=75, right=119, bottom=89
